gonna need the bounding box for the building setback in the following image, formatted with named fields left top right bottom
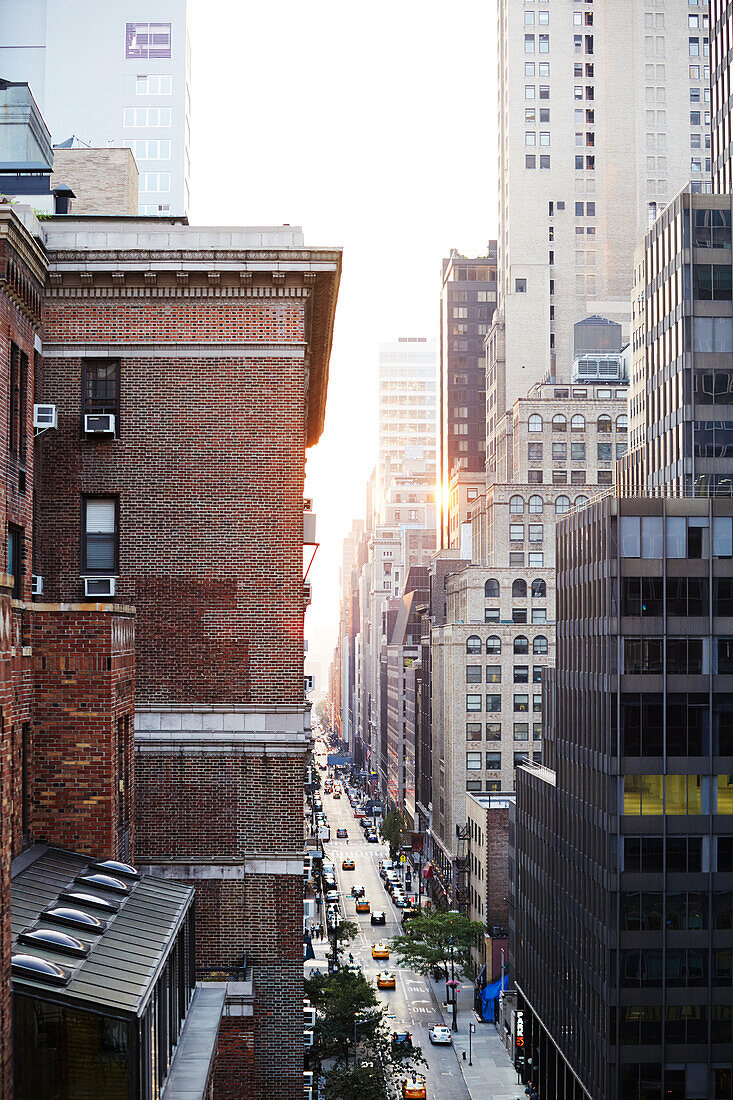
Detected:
left=35, top=217, right=341, bottom=1100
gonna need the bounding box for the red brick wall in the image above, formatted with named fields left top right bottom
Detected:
left=38, top=297, right=307, bottom=707
left=486, top=807, right=510, bottom=930
left=32, top=609, right=135, bottom=860
left=213, top=1013, right=255, bottom=1100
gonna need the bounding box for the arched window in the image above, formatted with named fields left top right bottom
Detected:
left=533, top=635, right=549, bottom=655
left=552, top=414, right=567, bottom=432
left=528, top=414, right=543, bottom=433
left=597, top=414, right=612, bottom=433
left=616, top=414, right=628, bottom=432
left=510, top=495, right=524, bottom=514
left=486, top=635, right=501, bottom=655
left=571, top=414, right=585, bottom=431
left=529, top=495, right=544, bottom=514
left=531, top=578, right=546, bottom=598
left=514, top=635, right=529, bottom=655
left=485, top=578, right=500, bottom=598
left=555, top=495, right=571, bottom=515
left=512, top=579, right=528, bottom=598
left=466, top=635, right=481, bottom=655
left=574, top=495, right=589, bottom=510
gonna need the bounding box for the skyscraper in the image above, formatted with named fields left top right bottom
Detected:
left=439, top=249, right=497, bottom=546
left=490, top=0, right=710, bottom=471
left=711, top=0, right=733, bottom=193
left=0, top=0, right=190, bottom=216
left=378, top=337, right=437, bottom=511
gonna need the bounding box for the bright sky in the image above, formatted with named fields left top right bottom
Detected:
left=188, top=0, right=498, bottom=688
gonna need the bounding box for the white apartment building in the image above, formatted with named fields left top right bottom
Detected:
left=490, top=0, right=710, bottom=467
left=0, top=0, right=190, bottom=216
left=378, top=338, right=437, bottom=510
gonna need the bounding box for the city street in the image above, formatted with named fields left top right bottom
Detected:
left=310, top=782, right=469, bottom=1100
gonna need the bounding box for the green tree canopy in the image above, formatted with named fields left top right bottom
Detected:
left=388, top=909, right=484, bottom=980
left=380, top=811, right=407, bottom=860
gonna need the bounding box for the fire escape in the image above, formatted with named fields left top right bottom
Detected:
left=454, top=823, right=470, bottom=913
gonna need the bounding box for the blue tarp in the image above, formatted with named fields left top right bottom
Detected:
left=480, top=974, right=509, bottom=1022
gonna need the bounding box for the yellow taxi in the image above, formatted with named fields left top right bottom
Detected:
left=376, top=970, right=396, bottom=989
left=342, top=858, right=355, bottom=871
left=371, top=942, right=389, bottom=959
left=355, top=899, right=371, bottom=913
left=403, top=1077, right=426, bottom=1099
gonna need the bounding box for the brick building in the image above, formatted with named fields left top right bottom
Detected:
left=0, top=202, right=137, bottom=1100
left=36, top=216, right=341, bottom=1099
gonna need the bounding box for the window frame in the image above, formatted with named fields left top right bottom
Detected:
left=82, top=496, right=120, bottom=576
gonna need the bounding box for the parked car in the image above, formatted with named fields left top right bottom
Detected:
left=371, top=910, right=386, bottom=926
left=336, top=828, right=348, bottom=839
left=428, top=1024, right=452, bottom=1045
left=367, top=832, right=379, bottom=843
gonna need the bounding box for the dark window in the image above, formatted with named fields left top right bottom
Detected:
left=486, top=752, right=501, bottom=770
left=619, top=1006, right=662, bottom=1045
left=621, top=891, right=663, bottom=931
left=622, top=577, right=663, bottom=617
left=666, top=693, right=708, bottom=755
left=514, top=665, right=529, bottom=683
left=719, top=638, right=733, bottom=673
left=9, top=343, right=27, bottom=459
left=624, top=637, right=663, bottom=674
left=719, top=836, right=733, bottom=872
left=532, top=666, right=543, bottom=683
left=667, top=638, right=703, bottom=674
left=624, top=836, right=663, bottom=873
left=512, top=579, right=527, bottom=598
left=82, top=498, right=118, bottom=574
left=514, top=636, right=529, bottom=655
left=484, top=578, right=500, bottom=598
left=667, top=836, right=702, bottom=872
left=512, top=608, right=527, bottom=624
left=667, top=577, right=709, bottom=617
left=84, top=361, right=120, bottom=420
left=666, top=891, right=707, bottom=931
left=621, top=694, right=664, bottom=755
left=531, top=578, right=546, bottom=598
left=714, top=577, right=733, bottom=615
left=7, top=525, right=22, bottom=600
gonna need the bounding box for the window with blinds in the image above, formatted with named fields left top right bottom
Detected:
left=83, top=499, right=118, bottom=573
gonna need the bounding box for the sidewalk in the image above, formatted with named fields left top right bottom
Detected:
left=430, top=973, right=523, bottom=1100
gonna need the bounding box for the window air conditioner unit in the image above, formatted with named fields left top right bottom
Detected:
left=303, top=497, right=313, bottom=512
left=304, top=1090, right=313, bottom=1100
left=31, top=575, right=44, bottom=597
left=303, top=583, right=312, bottom=606
left=304, top=1030, right=314, bottom=1049
left=303, top=1071, right=314, bottom=1088
left=33, top=404, right=57, bottom=430
left=303, top=1003, right=316, bottom=1028
left=84, top=413, right=115, bottom=435
left=304, top=675, right=315, bottom=693
left=84, top=576, right=117, bottom=598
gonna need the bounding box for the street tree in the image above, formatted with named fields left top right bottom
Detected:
left=324, top=1016, right=426, bottom=1100
left=380, top=811, right=407, bottom=860
left=388, top=908, right=484, bottom=980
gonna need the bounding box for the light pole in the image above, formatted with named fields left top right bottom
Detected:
left=449, top=935, right=458, bottom=1032
left=468, top=1022, right=475, bottom=1065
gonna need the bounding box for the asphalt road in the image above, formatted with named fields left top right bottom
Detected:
left=317, top=782, right=470, bottom=1100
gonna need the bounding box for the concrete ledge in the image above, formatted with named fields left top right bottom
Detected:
left=140, top=856, right=306, bottom=879
left=161, top=983, right=225, bottom=1100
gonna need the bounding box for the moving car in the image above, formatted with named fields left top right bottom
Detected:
left=342, top=859, right=355, bottom=871
left=354, top=809, right=366, bottom=818
left=372, top=942, right=390, bottom=960
left=336, top=828, right=348, bottom=839
left=428, top=1024, right=452, bottom=1045
left=392, top=1030, right=412, bottom=1051
left=351, top=884, right=365, bottom=898
left=370, top=910, right=386, bottom=926
left=402, top=1077, right=426, bottom=1099
left=367, top=832, right=379, bottom=843
left=377, top=970, right=396, bottom=989
left=355, top=899, right=370, bottom=913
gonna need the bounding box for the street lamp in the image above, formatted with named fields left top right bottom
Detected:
left=448, top=935, right=458, bottom=1032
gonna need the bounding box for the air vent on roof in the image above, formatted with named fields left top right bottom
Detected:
left=60, top=891, right=119, bottom=914
left=92, top=859, right=139, bottom=880
left=44, top=906, right=105, bottom=932
left=11, top=953, right=71, bottom=985
left=76, top=873, right=129, bottom=895
left=19, top=928, right=89, bottom=957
